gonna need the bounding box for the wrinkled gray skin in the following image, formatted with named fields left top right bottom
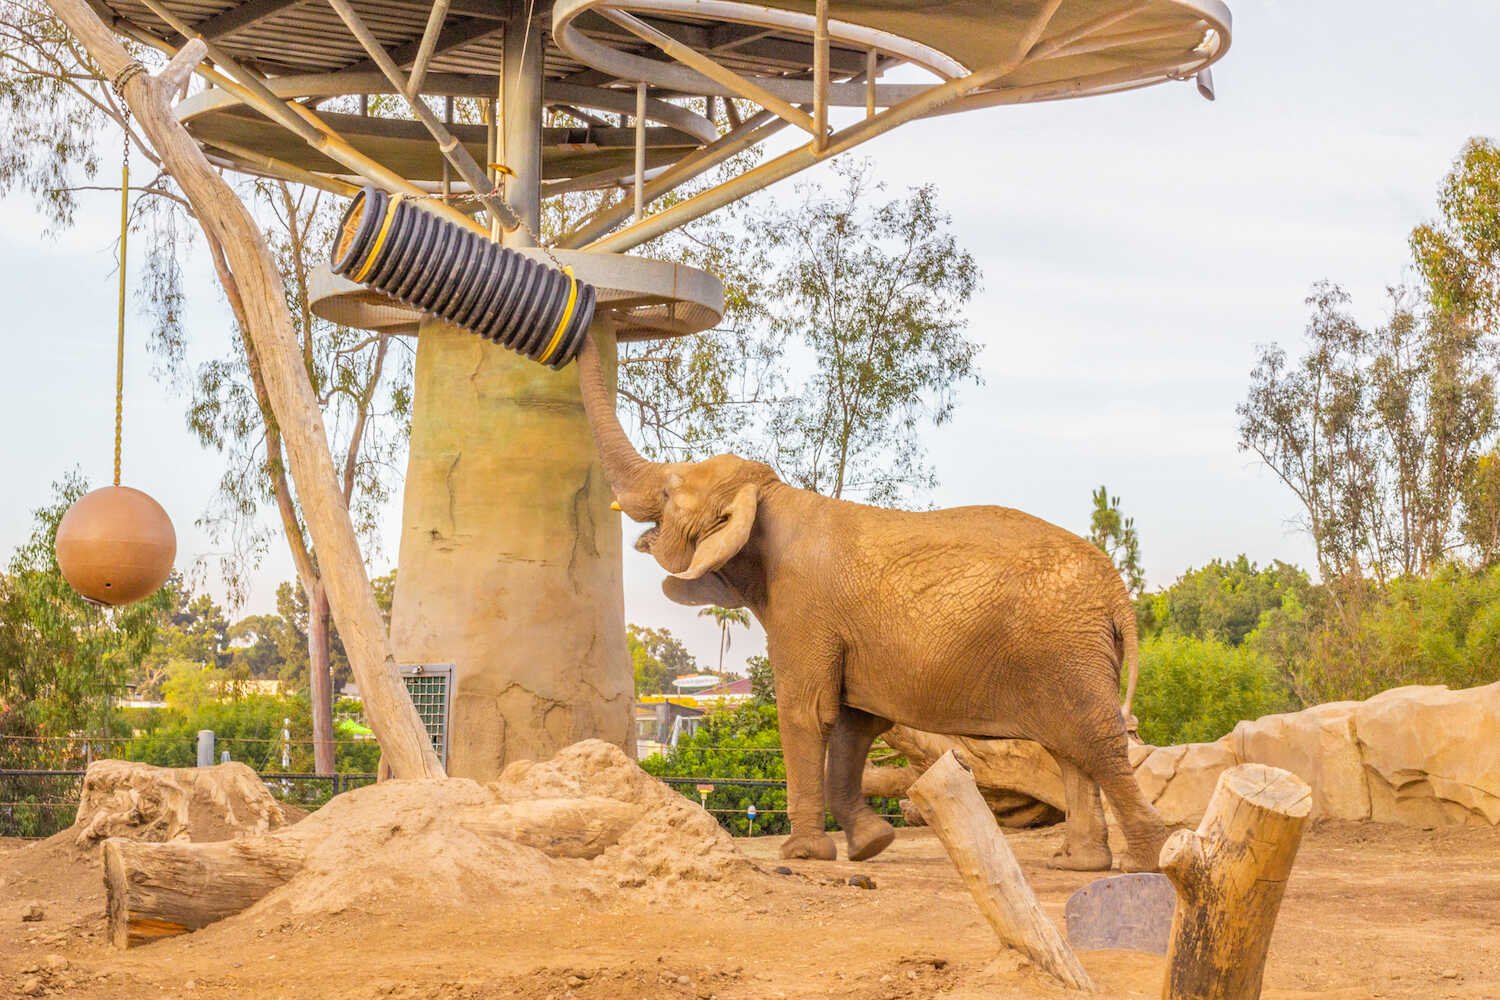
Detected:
left=578, top=339, right=1166, bottom=871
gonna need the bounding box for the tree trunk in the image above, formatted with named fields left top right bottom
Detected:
left=1160, top=763, right=1312, bottom=1000
left=308, top=580, right=336, bottom=775
left=39, top=0, right=443, bottom=779
left=880, top=726, right=1066, bottom=812
left=103, top=835, right=306, bottom=948
left=908, top=751, right=1096, bottom=992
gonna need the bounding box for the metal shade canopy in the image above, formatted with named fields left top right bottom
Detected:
left=93, top=0, right=1230, bottom=260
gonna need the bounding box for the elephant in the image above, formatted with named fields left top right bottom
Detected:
left=576, top=337, right=1166, bottom=872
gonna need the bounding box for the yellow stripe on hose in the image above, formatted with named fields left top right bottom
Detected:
left=351, top=195, right=403, bottom=284
left=538, top=267, right=580, bottom=365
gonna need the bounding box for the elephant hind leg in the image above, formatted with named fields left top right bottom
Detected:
left=1091, top=746, right=1167, bottom=873
left=1047, top=758, right=1112, bottom=871
left=826, top=706, right=895, bottom=862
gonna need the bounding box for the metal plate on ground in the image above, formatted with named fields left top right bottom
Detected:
left=1064, top=873, right=1177, bottom=954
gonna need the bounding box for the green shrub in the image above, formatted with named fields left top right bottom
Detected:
left=1132, top=633, right=1292, bottom=746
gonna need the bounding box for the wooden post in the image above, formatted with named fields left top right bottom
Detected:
left=103, top=836, right=306, bottom=948
left=908, top=751, right=1096, bottom=992
left=1160, top=764, right=1312, bottom=1000
left=41, top=0, right=443, bottom=779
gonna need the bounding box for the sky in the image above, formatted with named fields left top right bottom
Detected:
left=1, top=0, right=1497, bottom=670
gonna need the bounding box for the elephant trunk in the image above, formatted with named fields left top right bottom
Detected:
left=575, top=334, right=667, bottom=521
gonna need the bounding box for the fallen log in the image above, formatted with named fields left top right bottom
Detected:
left=909, top=751, right=1095, bottom=992
left=103, top=835, right=307, bottom=948
left=1160, top=763, right=1312, bottom=1000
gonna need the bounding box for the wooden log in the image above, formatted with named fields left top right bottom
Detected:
left=40, top=0, right=444, bottom=780
left=1159, top=763, right=1312, bottom=1000
left=102, top=835, right=306, bottom=948
left=909, top=751, right=1096, bottom=992
left=883, top=725, right=1066, bottom=812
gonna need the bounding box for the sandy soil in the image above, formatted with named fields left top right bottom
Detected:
left=2, top=820, right=1497, bottom=1000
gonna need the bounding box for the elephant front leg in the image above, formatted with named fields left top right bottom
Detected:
left=776, top=697, right=839, bottom=861
left=826, top=706, right=896, bottom=862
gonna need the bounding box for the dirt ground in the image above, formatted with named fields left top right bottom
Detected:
left=2, top=820, right=1497, bottom=1000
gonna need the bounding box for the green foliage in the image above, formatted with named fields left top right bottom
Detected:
left=1131, top=633, right=1291, bottom=746
left=640, top=702, right=788, bottom=836
left=1411, top=137, right=1500, bottom=327
left=1287, top=565, right=1500, bottom=705
left=0, top=474, right=169, bottom=765
left=746, top=654, right=774, bottom=705
left=1242, top=140, right=1500, bottom=584
left=1088, top=486, right=1145, bottom=595
left=1141, top=556, right=1311, bottom=647
left=126, top=692, right=381, bottom=774
left=628, top=624, right=697, bottom=695
left=757, top=160, right=982, bottom=504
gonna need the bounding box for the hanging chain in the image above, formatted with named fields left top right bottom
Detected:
left=110, top=62, right=145, bottom=488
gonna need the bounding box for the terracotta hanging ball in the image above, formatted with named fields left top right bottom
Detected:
left=54, top=486, right=176, bottom=606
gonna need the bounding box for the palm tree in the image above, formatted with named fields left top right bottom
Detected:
left=699, top=605, right=751, bottom=673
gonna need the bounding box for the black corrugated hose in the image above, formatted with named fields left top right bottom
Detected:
left=331, top=187, right=596, bottom=369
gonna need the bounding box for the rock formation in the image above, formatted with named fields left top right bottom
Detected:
left=867, top=682, right=1500, bottom=831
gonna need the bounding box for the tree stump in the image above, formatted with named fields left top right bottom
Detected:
left=1160, top=763, right=1312, bottom=1000
left=909, top=751, right=1095, bottom=992
left=103, top=835, right=306, bottom=948
left=73, top=760, right=290, bottom=847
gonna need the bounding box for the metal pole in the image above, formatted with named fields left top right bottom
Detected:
left=634, top=81, right=647, bottom=222
left=501, top=1, right=542, bottom=248
left=196, top=730, right=215, bottom=768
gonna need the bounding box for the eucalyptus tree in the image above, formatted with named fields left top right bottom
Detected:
left=753, top=160, right=981, bottom=506
left=0, top=1, right=403, bottom=773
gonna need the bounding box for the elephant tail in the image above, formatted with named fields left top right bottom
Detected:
left=1113, top=602, right=1142, bottom=740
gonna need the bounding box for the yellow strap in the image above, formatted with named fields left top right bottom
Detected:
left=351, top=194, right=403, bottom=283
left=538, top=267, right=580, bottom=365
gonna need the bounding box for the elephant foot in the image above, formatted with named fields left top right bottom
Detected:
left=1119, top=826, right=1168, bottom=873
left=844, top=815, right=896, bottom=862
left=1047, top=840, right=1112, bottom=872
left=780, top=831, right=837, bottom=861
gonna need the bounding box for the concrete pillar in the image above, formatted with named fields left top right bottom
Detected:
left=389, top=319, right=632, bottom=780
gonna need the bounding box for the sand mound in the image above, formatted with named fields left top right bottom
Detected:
left=256, top=739, right=756, bottom=920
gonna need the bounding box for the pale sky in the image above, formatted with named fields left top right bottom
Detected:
left=2, top=0, right=1497, bottom=669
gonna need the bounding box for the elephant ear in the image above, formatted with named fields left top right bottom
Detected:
left=662, top=573, right=745, bottom=609
left=672, top=484, right=757, bottom=580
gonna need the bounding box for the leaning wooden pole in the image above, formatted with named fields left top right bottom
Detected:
left=42, top=0, right=442, bottom=779
left=1159, top=763, right=1312, bottom=1000
left=909, top=751, right=1095, bottom=992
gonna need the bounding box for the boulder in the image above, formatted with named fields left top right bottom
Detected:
left=1231, top=700, right=1369, bottom=821
left=1354, top=682, right=1500, bottom=826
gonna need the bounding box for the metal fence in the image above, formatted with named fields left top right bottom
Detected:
left=0, top=768, right=378, bottom=839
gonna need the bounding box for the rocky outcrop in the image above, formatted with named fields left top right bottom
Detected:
left=1131, top=681, right=1500, bottom=827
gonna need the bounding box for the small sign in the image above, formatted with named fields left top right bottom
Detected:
left=746, top=804, right=757, bottom=819
left=695, top=783, right=714, bottom=806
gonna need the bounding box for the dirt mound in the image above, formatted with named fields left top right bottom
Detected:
left=255, top=739, right=756, bottom=921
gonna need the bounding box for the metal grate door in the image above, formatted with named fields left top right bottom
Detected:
left=399, top=664, right=453, bottom=767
